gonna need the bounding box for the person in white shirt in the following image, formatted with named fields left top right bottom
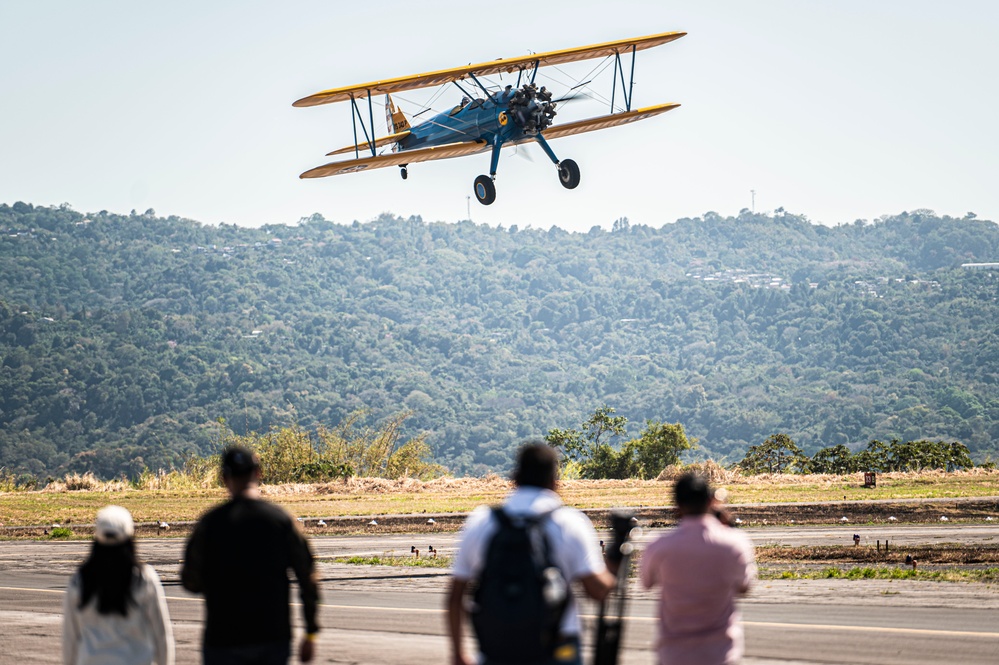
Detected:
left=63, top=505, right=174, bottom=665
left=447, top=442, right=616, bottom=665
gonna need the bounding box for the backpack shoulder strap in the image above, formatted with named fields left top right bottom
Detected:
left=491, top=505, right=513, bottom=528
left=491, top=504, right=562, bottom=529
left=525, top=506, right=561, bottom=528
left=536, top=506, right=561, bottom=522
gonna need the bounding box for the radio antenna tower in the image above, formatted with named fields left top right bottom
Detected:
left=750, top=189, right=756, bottom=213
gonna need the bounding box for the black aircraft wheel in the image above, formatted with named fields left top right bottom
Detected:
left=557, top=159, right=580, bottom=189
left=473, top=175, right=496, bottom=205
left=400, top=166, right=408, bottom=180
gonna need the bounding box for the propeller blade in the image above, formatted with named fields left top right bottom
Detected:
left=553, top=91, right=596, bottom=105
left=512, top=143, right=535, bottom=162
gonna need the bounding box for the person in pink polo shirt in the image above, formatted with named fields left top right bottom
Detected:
left=640, top=473, right=757, bottom=665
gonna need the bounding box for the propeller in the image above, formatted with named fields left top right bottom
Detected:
left=511, top=142, right=536, bottom=162
left=507, top=83, right=558, bottom=133
left=553, top=90, right=596, bottom=105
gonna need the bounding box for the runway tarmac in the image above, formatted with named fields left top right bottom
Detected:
left=2, top=524, right=998, bottom=664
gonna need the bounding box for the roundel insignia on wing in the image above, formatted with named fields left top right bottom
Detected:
left=498, top=112, right=508, bottom=126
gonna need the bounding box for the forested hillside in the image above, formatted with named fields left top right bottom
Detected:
left=1, top=201, right=997, bottom=477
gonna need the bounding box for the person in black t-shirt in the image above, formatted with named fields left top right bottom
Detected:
left=182, top=447, right=320, bottom=664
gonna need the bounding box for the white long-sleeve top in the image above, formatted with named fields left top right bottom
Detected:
left=62, top=563, right=174, bottom=665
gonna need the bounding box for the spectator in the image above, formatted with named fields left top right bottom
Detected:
left=447, top=442, right=616, bottom=665
left=181, top=447, right=320, bottom=664
left=63, top=505, right=174, bottom=665
left=640, top=473, right=756, bottom=665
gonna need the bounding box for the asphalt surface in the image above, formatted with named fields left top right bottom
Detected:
left=2, top=525, right=998, bottom=664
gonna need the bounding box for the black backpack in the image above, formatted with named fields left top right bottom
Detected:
left=471, top=507, right=569, bottom=664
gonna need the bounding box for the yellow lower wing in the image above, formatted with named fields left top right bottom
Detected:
left=326, top=131, right=411, bottom=156
left=301, top=104, right=679, bottom=179
left=300, top=140, right=488, bottom=179
left=541, top=103, right=680, bottom=141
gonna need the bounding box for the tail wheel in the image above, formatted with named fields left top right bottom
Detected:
left=400, top=165, right=408, bottom=180
left=474, top=175, right=496, bottom=205
left=558, top=159, right=580, bottom=189
left=558, top=159, right=579, bottom=189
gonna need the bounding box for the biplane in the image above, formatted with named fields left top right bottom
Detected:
left=293, top=31, right=686, bottom=205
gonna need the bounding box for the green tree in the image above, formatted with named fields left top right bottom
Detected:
left=946, top=441, right=974, bottom=471
left=544, top=427, right=586, bottom=464
left=630, top=420, right=695, bottom=479
left=740, top=433, right=804, bottom=474
left=809, top=444, right=856, bottom=474
left=853, top=440, right=890, bottom=472
left=545, top=405, right=626, bottom=464
left=888, top=439, right=938, bottom=471
left=579, top=443, right=634, bottom=479
left=551, top=410, right=695, bottom=480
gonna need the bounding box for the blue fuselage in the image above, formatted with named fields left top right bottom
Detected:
left=400, top=88, right=527, bottom=150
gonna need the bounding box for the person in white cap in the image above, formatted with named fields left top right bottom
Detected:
left=62, top=505, right=174, bottom=665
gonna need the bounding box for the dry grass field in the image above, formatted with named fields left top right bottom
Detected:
left=1, top=466, right=997, bottom=529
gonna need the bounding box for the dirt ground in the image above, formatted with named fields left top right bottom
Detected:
left=3, top=495, right=998, bottom=540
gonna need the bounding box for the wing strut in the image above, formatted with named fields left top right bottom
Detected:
left=348, top=93, right=379, bottom=158
left=610, top=45, right=638, bottom=113
left=367, top=92, right=376, bottom=156
left=467, top=72, right=493, bottom=99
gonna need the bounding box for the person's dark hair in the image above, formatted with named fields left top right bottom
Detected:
left=78, top=540, right=140, bottom=616
left=512, top=441, right=559, bottom=489
left=221, top=445, right=260, bottom=480
left=674, top=472, right=712, bottom=514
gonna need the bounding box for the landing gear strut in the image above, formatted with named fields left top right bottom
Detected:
left=473, top=137, right=502, bottom=205
left=473, top=175, right=496, bottom=205
left=534, top=134, right=580, bottom=190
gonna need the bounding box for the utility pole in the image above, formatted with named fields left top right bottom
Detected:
left=750, top=189, right=756, bottom=213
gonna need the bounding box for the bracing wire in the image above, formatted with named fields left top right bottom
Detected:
left=369, top=52, right=626, bottom=139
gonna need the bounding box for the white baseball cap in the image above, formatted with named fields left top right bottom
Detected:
left=94, top=505, right=135, bottom=545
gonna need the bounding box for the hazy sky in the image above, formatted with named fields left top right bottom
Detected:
left=2, top=1, right=997, bottom=231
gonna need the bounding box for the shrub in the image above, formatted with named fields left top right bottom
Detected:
left=214, top=412, right=446, bottom=484
left=290, top=461, right=354, bottom=483
left=132, top=455, right=220, bottom=490
left=657, top=460, right=735, bottom=484
left=45, top=472, right=129, bottom=492
left=0, top=469, right=40, bottom=491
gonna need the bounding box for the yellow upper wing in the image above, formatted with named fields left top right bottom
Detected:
left=300, top=140, right=489, bottom=179
left=540, top=103, right=680, bottom=141
left=293, top=31, right=686, bottom=108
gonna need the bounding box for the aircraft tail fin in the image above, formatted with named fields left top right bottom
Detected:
left=385, top=94, right=410, bottom=134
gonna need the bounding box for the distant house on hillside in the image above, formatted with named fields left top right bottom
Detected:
left=961, top=262, right=999, bottom=270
